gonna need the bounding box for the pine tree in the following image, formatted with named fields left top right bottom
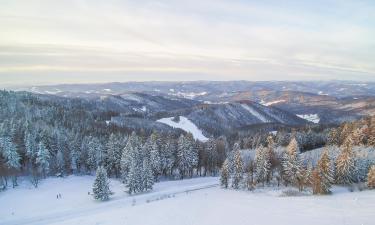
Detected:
left=126, top=160, right=142, bottom=194
left=161, top=136, right=176, bottom=176
left=120, top=132, right=140, bottom=183
left=220, top=159, right=229, bottom=188
left=367, top=165, right=375, bottom=189
left=1, top=137, right=21, bottom=188
left=232, top=150, right=243, bottom=189
left=282, top=137, right=303, bottom=187
left=24, top=132, right=37, bottom=163
left=149, top=133, right=161, bottom=180
left=105, top=133, right=122, bottom=177
left=2, top=137, right=21, bottom=170
left=93, top=166, right=111, bottom=201
left=87, top=137, right=104, bottom=171
left=142, top=157, right=154, bottom=191
left=177, top=134, right=198, bottom=179
left=36, top=142, right=50, bottom=178
left=312, top=149, right=334, bottom=194
left=335, top=137, right=356, bottom=185
left=255, top=145, right=271, bottom=186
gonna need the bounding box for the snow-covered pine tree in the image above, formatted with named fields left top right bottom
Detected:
left=24, top=132, right=37, bottom=164
left=161, top=135, right=176, bottom=177
left=367, top=165, right=375, bottom=189
left=1, top=137, right=21, bottom=187
left=70, top=133, right=82, bottom=174
left=120, top=132, right=140, bottom=183
left=142, top=157, right=154, bottom=191
left=335, top=137, right=356, bottom=185
left=36, top=142, right=50, bottom=178
left=87, top=137, right=105, bottom=171
left=281, top=137, right=303, bottom=187
left=255, top=145, right=271, bottom=186
left=149, top=132, right=162, bottom=180
left=93, top=166, right=111, bottom=201
left=105, top=133, right=122, bottom=177
left=220, top=159, right=230, bottom=188
left=312, top=150, right=333, bottom=195
left=126, top=160, right=142, bottom=194
left=232, top=150, right=243, bottom=189
left=177, top=134, right=198, bottom=179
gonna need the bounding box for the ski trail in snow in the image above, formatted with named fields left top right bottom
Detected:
left=241, top=104, right=269, bottom=122
left=157, top=116, right=208, bottom=142
left=4, top=182, right=219, bottom=225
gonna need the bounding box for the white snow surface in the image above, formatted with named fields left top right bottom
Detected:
left=1, top=176, right=374, bottom=225
left=157, top=116, right=208, bottom=142
left=297, top=114, right=320, bottom=123
left=241, top=104, right=269, bottom=122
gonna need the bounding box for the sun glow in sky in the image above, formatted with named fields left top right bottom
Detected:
left=0, top=0, right=374, bottom=86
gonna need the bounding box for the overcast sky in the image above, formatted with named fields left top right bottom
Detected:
left=0, top=0, right=374, bottom=86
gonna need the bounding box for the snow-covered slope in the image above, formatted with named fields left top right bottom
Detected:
left=297, top=114, right=320, bottom=123
left=157, top=116, right=208, bottom=141
left=1, top=176, right=374, bottom=225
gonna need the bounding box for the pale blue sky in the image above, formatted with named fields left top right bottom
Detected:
left=0, top=0, right=374, bottom=86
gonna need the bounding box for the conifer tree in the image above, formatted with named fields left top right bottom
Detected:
left=142, top=157, right=154, bottom=191
left=282, top=137, right=303, bottom=187
left=105, top=133, right=122, bottom=177
left=232, top=150, right=243, bottom=189
left=177, top=134, right=198, bottom=179
left=1, top=137, right=21, bottom=187
left=312, top=150, right=333, bottom=194
left=149, top=134, right=161, bottom=180
left=220, top=159, right=229, bottom=188
left=255, top=145, right=271, bottom=186
left=367, top=165, right=375, bottom=189
left=93, top=166, right=111, bottom=201
left=36, top=142, right=50, bottom=178
left=335, top=137, right=356, bottom=185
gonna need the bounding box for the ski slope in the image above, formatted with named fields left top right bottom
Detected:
left=157, top=116, right=208, bottom=141
left=297, top=114, right=320, bottom=123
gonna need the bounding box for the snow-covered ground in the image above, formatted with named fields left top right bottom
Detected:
left=157, top=116, right=208, bottom=142
left=260, top=99, right=286, bottom=106
left=1, top=176, right=374, bottom=225
left=297, top=114, right=320, bottom=123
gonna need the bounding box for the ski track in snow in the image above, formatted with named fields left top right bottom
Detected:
left=241, top=104, right=269, bottom=122
left=156, top=116, right=208, bottom=142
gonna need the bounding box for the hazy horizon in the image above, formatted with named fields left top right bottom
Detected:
left=1, top=0, right=374, bottom=86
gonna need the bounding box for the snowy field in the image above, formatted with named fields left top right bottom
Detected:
left=1, top=176, right=375, bottom=225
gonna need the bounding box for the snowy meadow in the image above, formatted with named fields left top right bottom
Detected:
left=1, top=175, right=374, bottom=225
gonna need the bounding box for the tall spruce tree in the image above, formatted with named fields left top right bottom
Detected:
left=282, top=137, right=303, bottom=187
left=36, top=142, right=50, bottom=178
left=93, top=166, right=111, bottom=201
left=232, top=150, right=243, bottom=189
